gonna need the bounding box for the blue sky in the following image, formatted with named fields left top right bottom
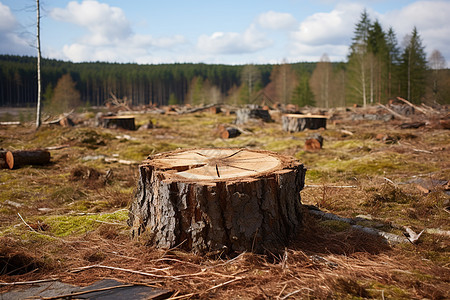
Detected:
left=1, top=0, right=449, bottom=65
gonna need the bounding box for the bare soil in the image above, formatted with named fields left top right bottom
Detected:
left=0, top=105, right=449, bottom=299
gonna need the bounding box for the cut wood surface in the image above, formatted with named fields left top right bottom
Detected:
left=282, top=114, right=327, bottom=132
left=5, top=150, right=51, bottom=169
left=128, top=148, right=306, bottom=254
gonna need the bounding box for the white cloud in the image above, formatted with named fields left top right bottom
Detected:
left=197, top=24, right=272, bottom=54
left=0, top=2, right=34, bottom=55
left=381, top=1, right=450, bottom=62
left=50, top=0, right=188, bottom=62
left=256, top=11, right=298, bottom=30
left=51, top=0, right=131, bottom=45
left=291, top=3, right=364, bottom=46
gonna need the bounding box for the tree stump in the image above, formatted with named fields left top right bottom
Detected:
left=100, top=116, right=136, bottom=130
left=128, top=148, right=306, bottom=254
left=6, top=150, right=51, bottom=169
left=305, top=134, right=323, bottom=151
left=235, top=108, right=272, bottom=125
left=282, top=114, right=327, bottom=132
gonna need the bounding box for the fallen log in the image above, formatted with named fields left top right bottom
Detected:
left=5, top=150, right=51, bottom=169
left=220, top=127, right=241, bottom=139
left=128, top=148, right=306, bottom=254
left=282, top=114, right=327, bottom=132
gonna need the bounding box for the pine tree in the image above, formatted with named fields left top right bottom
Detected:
left=347, top=9, right=371, bottom=106
left=400, top=27, right=427, bottom=103
left=367, top=20, right=388, bottom=103
left=386, top=27, right=401, bottom=98
left=291, top=70, right=315, bottom=107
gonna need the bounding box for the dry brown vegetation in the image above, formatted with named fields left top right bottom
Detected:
left=0, top=105, right=449, bottom=299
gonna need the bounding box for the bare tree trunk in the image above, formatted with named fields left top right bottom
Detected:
left=35, top=0, right=42, bottom=129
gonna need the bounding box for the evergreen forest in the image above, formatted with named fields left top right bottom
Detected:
left=1, top=10, right=449, bottom=110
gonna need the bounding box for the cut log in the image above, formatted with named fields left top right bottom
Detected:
left=5, top=150, right=51, bottom=169
left=305, top=134, right=323, bottom=151
left=128, top=148, right=306, bottom=254
left=282, top=114, right=327, bottom=132
left=220, top=127, right=241, bottom=139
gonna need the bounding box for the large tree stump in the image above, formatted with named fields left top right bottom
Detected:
left=282, top=114, right=327, bottom=132
left=6, top=150, right=51, bottom=169
left=128, top=148, right=306, bottom=254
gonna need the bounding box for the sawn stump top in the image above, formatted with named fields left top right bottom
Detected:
left=142, top=148, right=301, bottom=183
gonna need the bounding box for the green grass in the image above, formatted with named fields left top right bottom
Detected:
left=44, top=209, right=129, bottom=237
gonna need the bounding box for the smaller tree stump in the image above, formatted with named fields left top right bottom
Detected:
left=305, top=134, right=323, bottom=151
left=6, top=150, right=51, bottom=169
left=128, top=148, right=306, bottom=254
left=282, top=114, right=327, bottom=132
left=100, top=116, right=136, bottom=130
left=235, top=107, right=272, bottom=125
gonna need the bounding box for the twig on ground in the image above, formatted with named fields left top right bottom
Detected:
left=280, top=287, right=315, bottom=299
left=0, top=278, right=58, bottom=286
left=70, top=264, right=169, bottom=278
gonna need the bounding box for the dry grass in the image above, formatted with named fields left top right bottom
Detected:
left=0, top=107, right=449, bottom=299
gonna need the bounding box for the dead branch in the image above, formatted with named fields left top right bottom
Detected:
left=305, top=184, right=357, bottom=188
left=107, top=92, right=132, bottom=111
left=0, top=278, right=58, bottom=286
left=0, top=121, right=21, bottom=126
left=307, top=207, right=409, bottom=244
left=44, top=145, right=70, bottom=151
left=378, top=104, right=409, bottom=120
left=43, top=109, right=74, bottom=125
left=396, top=97, right=431, bottom=115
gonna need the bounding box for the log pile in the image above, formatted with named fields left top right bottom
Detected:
left=128, top=148, right=306, bottom=254
left=282, top=114, right=327, bottom=132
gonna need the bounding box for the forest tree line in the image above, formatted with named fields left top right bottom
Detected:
left=0, top=10, right=449, bottom=112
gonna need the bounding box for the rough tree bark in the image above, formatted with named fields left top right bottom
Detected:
left=282, top=114, right=327, bottom=132
left=128, top=148, right=306, bottom=254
